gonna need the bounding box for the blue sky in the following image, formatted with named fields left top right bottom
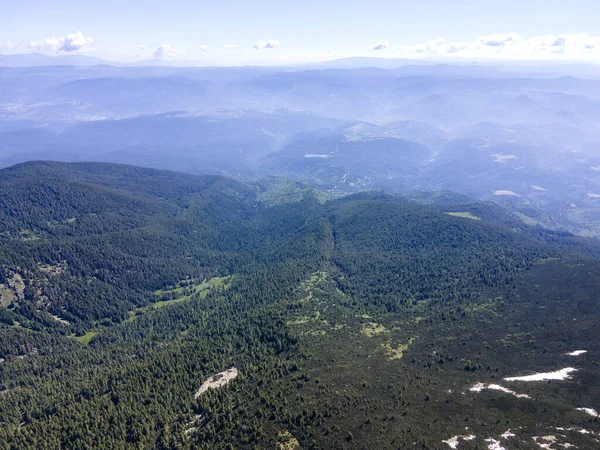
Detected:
left=2, top=0, right=600, bottom=64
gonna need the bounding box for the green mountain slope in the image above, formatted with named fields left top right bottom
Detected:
left=0, top=162, right=599, bottom=449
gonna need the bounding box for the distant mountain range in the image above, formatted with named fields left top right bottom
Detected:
left=1, top=58, right=600, bottom=235
left=0, top=52, right=113, bottom=67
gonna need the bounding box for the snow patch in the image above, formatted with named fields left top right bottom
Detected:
left=194, top=367, right=238, bottom=398
left=442, top=435, right=476, bottom=449
left=532, top=435, right=557, bottom=449
left=485, top=438, right=506, bottom=450
left=470, top=382, right=530, bottom=398
left=494, top=190, right=520, bottom=197
left=504, top=367, right=577, bottom=382
left=565, top=350, right=587, bottom=356
left=555, top=426, right=593, bottom=434
left=576, top=407, right=598, bottom=417
left=442, top=436, right=459, bottom=449
left=501, top=430, right=516, bottom=439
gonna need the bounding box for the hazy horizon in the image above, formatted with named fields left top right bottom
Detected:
left=3, top=0, right=600, bottom=65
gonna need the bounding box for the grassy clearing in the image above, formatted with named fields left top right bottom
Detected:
left=361, top=322, right=388, bottom=337
left=446, top=212, right=481, bottom=220
left=127, top=276, right=232, bottom=323
left=0, top=287, right=15, bottom=308
left=18, top=230, right=41, bottom=241
left=277, top=430, right=300, bottom=450
left=463, top=297, right=503, bottom=316
left=257, top=178, right=327, bottom=206
left=72, top=331, right=98, bottom=345
left=499, top=331, right=535, bottom=347
left=380, top=337, right=415, bottom=360
left=1, top=274, right=25, bottom=307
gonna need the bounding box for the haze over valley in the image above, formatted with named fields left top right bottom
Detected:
left=2, top=60, right=600, bottom=235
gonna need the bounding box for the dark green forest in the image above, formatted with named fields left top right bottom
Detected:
left=0, top=161, right=599, bottom=449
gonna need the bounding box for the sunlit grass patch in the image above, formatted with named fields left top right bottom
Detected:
left=361, top=322, right=388, bottom=337
left=72, top=330, right=98, bottom=345
left=380, top=338, right=414, bottom=360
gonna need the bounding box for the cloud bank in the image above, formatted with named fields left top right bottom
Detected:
left=3, top=31, right=600, bottom=62
left=254, top=39, right=279, bottom=50
left=372, top=40, right=390, bottom=50
left=391, top=32, right=600, bottom=60
left=153, top=44, right=176, bottom=59
left=29, top=31, right=94, bottom=53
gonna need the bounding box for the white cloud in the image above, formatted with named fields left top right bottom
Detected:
left=29, top=37, right=61, bottom=52
left=29, top=31, right=94, bottom=53
left=153, top=44, right=176, bottom=59
left=478, top=33, right=521, bottom=47
left=390, top=32, right=600, bottom=60
left=2, top=41, right=21, bottom=51
left=397, top=39, right=444, bottom=54
left=139, top=44, right=147, bottom=49
left=59, top=31, right=94, bottom=52
left=372, top=39, right=390, bottom=50
left=447, top=42, right=469, bottom=54
left=223, top=44, right=239, bottom=49
left=254, top=39, right=279, bottom=50
left=199, top=45, right=208, bottom=52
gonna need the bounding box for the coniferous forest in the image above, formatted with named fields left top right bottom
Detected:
left=0, top=161, right=599, bottom=449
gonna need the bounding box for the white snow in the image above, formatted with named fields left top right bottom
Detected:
left=494, top=190, right=520, bottom=197
left=470, top=382, right=486, bottom=392
left=442, top=435, right=477, bottom=449
left=485, top=438, right=506, bottom=450
left=576, top=407, right=598, bottom=417
left=194, top=367, right=238, bottom=398
left=533, top=435, right=557, bottom=449
left=555, top=426, right=593, bottom=434
left=504, top=367, right=577, bottom=382
left=470, top=382, right=530, bottom=398
left=442, top=436, right=460, bottom=449
left=565, top=350, right=587, bottom=356
left=501, top=430, right=516, bottom=439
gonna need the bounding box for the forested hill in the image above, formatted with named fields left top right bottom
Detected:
left=0, top=161, right=599, bottom=449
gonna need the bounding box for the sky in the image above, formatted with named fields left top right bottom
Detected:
left=2, top=0, right=600, bottom=64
